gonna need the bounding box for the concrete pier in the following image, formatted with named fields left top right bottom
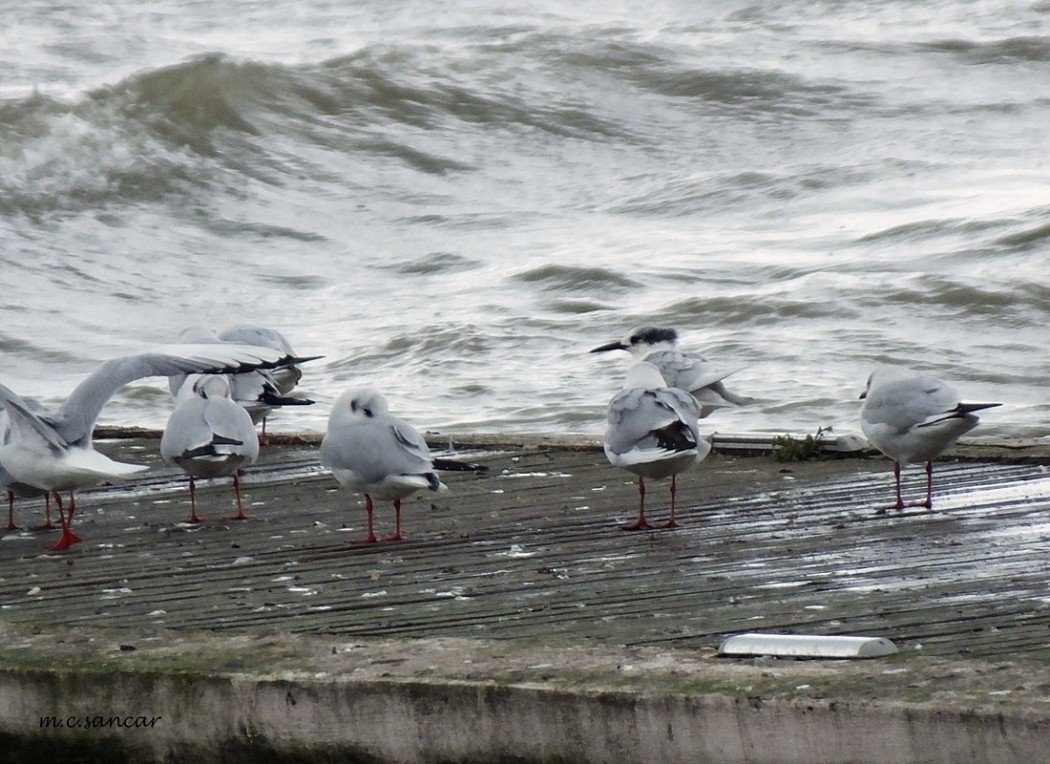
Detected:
left=1, top=432, right=1049, bottom=763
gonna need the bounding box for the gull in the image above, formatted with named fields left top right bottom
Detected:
left=591, top=326, right=755, bottom=417
left=170, top=325, right=318, bottom=445
left=1, top=474, right=54, bottom=533
left=860, top=365, right=1001, bottom=511
left=320, top=386, right=447, bottom=544
left=2, top=465, right=54, bottom=532
left=2, top=408, right=55, bottom=531
left=161, top=374, right=260, bottom=524
left=0, top=342, right=312, bottom=550
left=604, top=361, right=709, bottom=530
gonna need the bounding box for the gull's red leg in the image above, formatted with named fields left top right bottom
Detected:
left=622, top=476, right=653, bottom=531
left=47, top=492, right=82, bottom=551
left=387, top=499, right=405, bottom=541
left=228, top=472, right=254, bottom=521
left=923, top=460, right=934, bottom=510
left=894, top=461, right=905, bottom=511
left=185, top=476, right=203, bottom=524
left=40, top=491, right=57, bottom=530
left=664, top=474, right=681, bottom=529
left=350, top=495, right=379, bottom=545
left=875, top=461, right=907, bottom=515
left=5, top=491, right=17, bottom=532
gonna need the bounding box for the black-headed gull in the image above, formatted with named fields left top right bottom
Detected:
left=320, top=386, right=447, bottom=544
left=591, top=326, right=755, bottom=417
left=603, top=361, right=709, bottom=530
left=161, top=374, right=260, bottom=523
left=170, top=325, right=318, bottom=445
left=2, top=464, right=53, bottom=532
left=860, top=365, right=1001, bottom=511
left=0, top=342, right=312, bottom=550
left=2, top=407, right=55, bottom=531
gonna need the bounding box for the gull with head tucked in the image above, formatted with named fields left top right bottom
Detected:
left=320, top=386, right=447, bottom=544
left=161, top=374, right=260, bottom=524
left=860, top=365, right=1001, bottom=512
left=604, top=361, right=709, bottom=530
left=591, top=326, right=755, bottom=418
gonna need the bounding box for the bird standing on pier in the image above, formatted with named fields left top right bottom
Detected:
left=161, top=374, right=260, bottom=523
left=215, top=324, right=317, bottom=444
left=169, top=325, right=318, bottom=445
left=320, top=386, right=447, bottom=544
left=2, top=407, right=55, bottom=532
left=860, top=365, right=1001, bottom=511
left=591, top=326, right=755, bottom=418
left=603, top=361, right=708, bottom=530
left=0, top=343, right=311, bottom=550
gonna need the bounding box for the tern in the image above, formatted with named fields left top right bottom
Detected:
left=591, top=326, right=755, bottom=417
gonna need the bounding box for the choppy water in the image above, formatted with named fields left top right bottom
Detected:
left=1, top=1, right=1048, bottom=439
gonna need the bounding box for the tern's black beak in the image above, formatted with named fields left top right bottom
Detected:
left=859, top=390, right=867, bottom=400
left=590, top=340, right=626, bottom=353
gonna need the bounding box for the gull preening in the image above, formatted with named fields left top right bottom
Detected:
left=603, top=361, right=709, bottom=530
left=320, top=386, right=448, bottom=544
left=0, top=342, right=313, bottom=550
left=591, top=326, right=755, bottom=417
left=169, top=325, right=319, bottom=445
left=161, top=374, right=260, bottom=523
left=860, top=365, right=1002, bottom=511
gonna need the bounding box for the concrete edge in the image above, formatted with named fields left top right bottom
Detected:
left=2, top=626, right=1050, bottom=764
left=2, top=660, right=1048, bottom=764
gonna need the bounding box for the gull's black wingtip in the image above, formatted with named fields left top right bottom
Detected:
left=432, top=457, right=490, bottom=474
left=259, top=392, right=316, bottom=406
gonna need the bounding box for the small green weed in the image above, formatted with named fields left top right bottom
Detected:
left=771, top=427, right=831, bottom=462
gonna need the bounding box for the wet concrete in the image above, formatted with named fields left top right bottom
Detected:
left=2, top=432, right=1050, bottom=763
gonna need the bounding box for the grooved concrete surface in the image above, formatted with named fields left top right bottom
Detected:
left=2, top=434, right=1050, bottom=763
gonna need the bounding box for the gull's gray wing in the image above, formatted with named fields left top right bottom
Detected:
left=321, top=410, right=434, bottom=486
left=217, top=325, right=297, bottom=355
left=862, top=373, right=960, bottom=433
left=390, top=419, right=434, bottom=467
left=646, top=350, right=755, bottom=406
left=0, top=382, right=67, bottom=452
left=161, top=397, right=212, bottom=461
left=605, top=386, right=700, bottom=457
left=202, top=396, right=258, bottom=449
left=161, top=380, right=259, bottom=464
left=217, top=325, right=304, bottom=396
left=0, top=411, right=49, bottom=496
left=56, top=342, right=314, bottom=445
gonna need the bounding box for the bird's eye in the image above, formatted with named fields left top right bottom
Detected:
left=350, top=400, right=358, bottom=412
